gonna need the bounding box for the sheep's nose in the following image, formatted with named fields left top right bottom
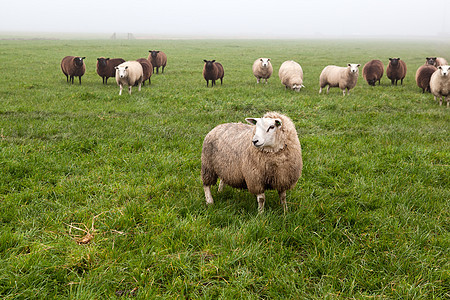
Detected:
left=252, top=140, right=259, bottom=146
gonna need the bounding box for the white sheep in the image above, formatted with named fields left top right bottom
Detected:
left=319, top=64, right=360, bottom=96
left=278, top=60, right=304, bottom=91
left=252, top=58, right=273, bottom=84
left=115, top=61, right=144, bottom=95
left=429, top=65, right=450, bottom=107
left=201, top=112, right=303, bottom=213
left=436, top=57, right=448, bottom=67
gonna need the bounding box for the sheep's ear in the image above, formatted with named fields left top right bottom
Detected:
left=245, top=118, right=258, bottom=125
left=203, top=59, right=207, bottom=63
left=347, top=63, right=351, bottom=67
left=82, top=57, right=86, bottom=59
left=156, top=51, right=160, bottom=53
left=357, top=64, right=360, bottom=67
left=212, top=60, right=216, bottom=63
left=274, top=119, right=282, bottom=127
left=97, top=58, right=100, bottom=61
left=389, top=58, right=392, bottom=61
left=260, top=58, right=263, bottom=62
left=398, top=58, right=401, bottom=61
left=267, top=58, right=270, bottom=61
left=149, top=50, right=152, bottom=52
left=106, top=58, right=110, bottom=60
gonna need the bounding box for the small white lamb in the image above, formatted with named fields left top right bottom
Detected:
left=278, top=60, right=304, bottom=92
left=319, top=64, right=360, bottom=95
left=252, top=58, right=273, bottom=84
left=115, top=61, right=144, bottom=95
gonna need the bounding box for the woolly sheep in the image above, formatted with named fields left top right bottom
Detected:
left=362, top=60, right=384, bottom=86
left=61, top=56, right=86, bottom=84
left=426, top=57, right=448, bottom=67
left=201, top=112, right=303, bottom=213
left=429, top=65, right=450, bottom=107
left=278, top=60, right=304, bottom=92
left=96, top=57, right=125, bottom=85
left=252, top=58, right=273, bottom=84
left=114, top=61, right=144, bottom=95
left=415, top=64, right=437, bottom=93
left=148, top=50, right=167, bottom=74
left=386, top=58, right=407, bottom=85
left=319, top=64, right=360, bottom=95
left=136, top=58, right=153, bottom=85
left=203, top=60, right=224, bottom=87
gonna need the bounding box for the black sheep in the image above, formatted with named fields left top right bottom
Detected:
left=202, top=60, right=224, bottom=87
left=61, top=56, right=86, bottom=84
left=96, top=57, right=125, bottom=84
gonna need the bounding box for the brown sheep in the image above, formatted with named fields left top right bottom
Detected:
left=415, top=64, right=437, bottom=93
left=386, top=58, right=407, bottom=85
left=61, top=56, right=86, bottom=84
left=362, top=60, right=384, bottom=86
left=96, top=57, right=125, bottom=85
left=147, top=50, right=167, bottom=74
left=136, top=58, right=153, bottom=85
left=202, top=60, right=224, bottom=87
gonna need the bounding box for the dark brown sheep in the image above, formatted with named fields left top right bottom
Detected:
left=61, top=56, right=86, bottom=84
left=415, top=64, right=437, bottom=93
left=147, top=50, right=167, bottom=74
left=202, top=60, right=224, bottom=87
left=362, top=60, right=384, bottom=86
left=136, top=58, right=153, bottom=85
left=96, top=57, right=125, bottom=84
left=386, top=58, right=407, bottom=85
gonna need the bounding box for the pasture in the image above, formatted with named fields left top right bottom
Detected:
left=0, top=38, right=449, bottom=299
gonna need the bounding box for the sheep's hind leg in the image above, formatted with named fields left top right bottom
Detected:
left=257, top=193, right=265, bottom=214
left=204, top=185, right=214, bottom=205
left=278, top=190, right=287, bottom=213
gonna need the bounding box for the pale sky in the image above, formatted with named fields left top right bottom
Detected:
left=2, top=0, right=449, bottom=38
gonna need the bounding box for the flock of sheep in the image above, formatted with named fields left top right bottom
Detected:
left=60, top=51, right=449, bottom=212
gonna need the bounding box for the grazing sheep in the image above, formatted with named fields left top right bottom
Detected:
left=147, top=50, right=167, bottom=74
left=319, top=64, right=360, bottom=95
left=426, top=57, right=448, bottom=67
left=429, top=65, right=450, bottom=106
left=252, top=58, right=273, bottom=84
left=362, top=60, right=384, bottom=86
left=278, top=60, right=305, bottom=92
left=386, top=58, right=407, bottom=85
left=96, top=57, right=125, bottom=85
left=415, top=64, right=437, bottom=93
left=201, top=112, right=303, bottom=213
left=202, top=60, right=224, bottom=87
left=61, top=56, right=86, bottom=84
left=136, top=58, right=153, bottom=85
left=114, top=61, right=144, bottom=95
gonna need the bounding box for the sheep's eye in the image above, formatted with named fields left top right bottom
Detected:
left=267, top=125, right=275, bottom=132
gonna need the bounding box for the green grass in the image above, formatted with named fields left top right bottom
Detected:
left=0, top=38, right=449, bottom=299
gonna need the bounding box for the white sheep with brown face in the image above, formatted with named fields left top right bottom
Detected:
left=252, top=58, right=273, bottom=84
left=201, top=112, right=303, bottom=213
left=430, top=65, right=450, bottom=107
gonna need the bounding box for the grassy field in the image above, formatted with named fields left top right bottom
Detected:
left=0, top=38, right=449, bottom=299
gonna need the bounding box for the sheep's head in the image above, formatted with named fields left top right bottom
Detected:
left=74, top=57, right=85, bottom=67
left=438, top=65, right=450, bottom=76
left=260, top=58, right=271, bottom=68
left=246, top=116, right=284, bottom=152
left=292, top=83, right=305, bottom=92
left=115, top=65, right=128, bottom=78
left=97, top=57, right=110, bottom=67
left=426, top=57, right=437, bottom=66
left=389, top=58, right=400, bottom=67
left=203, top=60, right=216, bottom=70
left=347, top=63, right=360, bottom=73
left=149, top=50, right=160, bottom=58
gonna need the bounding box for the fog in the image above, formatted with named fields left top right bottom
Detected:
left=2, top=0, right=449, bottom=38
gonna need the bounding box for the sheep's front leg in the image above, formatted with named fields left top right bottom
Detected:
left=218, top=180, right=225, bottom=192
left=204, top=185, right=214, bottom=205
left=128, top=86, right=132, bottom=95
left=119, top=84, right=123, bottom=95
left=257, top=193, right=265, bottom=214
left=138, top=83, right=142, bottom=92
left=279, top=190, right=287, bottom=214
